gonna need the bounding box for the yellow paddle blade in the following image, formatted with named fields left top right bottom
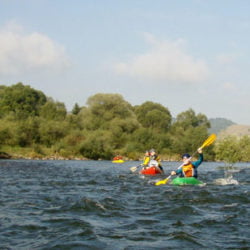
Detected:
left=130, top=166, right=138, bottom=172
left=130, top=165, right=142, bottom=172
left=155, top=176, right=171, bottom=186
left=200, top=133, right=216, bottom=149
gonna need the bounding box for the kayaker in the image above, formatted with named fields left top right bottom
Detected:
left=113, top=155, right=123, bottom=161
left=142, top=150, right=150, bottom=167
left=149, top=149, right=164, bottom=173
left=171, top=148, right=203, bottom=178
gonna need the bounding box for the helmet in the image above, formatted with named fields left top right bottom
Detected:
left=149, top=148, right=155, bottom=153
left=182, top=153, right=191, bottom=159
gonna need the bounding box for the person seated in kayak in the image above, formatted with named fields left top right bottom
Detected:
left=149, top=148, right=164, bottom=173
left=113, top=155, right=123, bottom=161
left=141, top=150, right=150, bottom=168
left=171, top=148, right=203, bottom=178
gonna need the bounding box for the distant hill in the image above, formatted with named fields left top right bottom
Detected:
left=208, top=118, right=236, bottom=134
left=218, top=124, right=250, bottom=139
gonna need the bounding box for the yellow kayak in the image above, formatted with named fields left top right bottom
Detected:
left=112, top=159, right=125, bottom=163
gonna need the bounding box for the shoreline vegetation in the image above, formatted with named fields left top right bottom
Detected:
left=0, top=155, right=212, bottom=162
left=0, top=148, right=185, bottom=162
left=1, top=83, right=250, bottom=164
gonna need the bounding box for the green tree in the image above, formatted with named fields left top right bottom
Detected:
left=15, top=117, right=41, bottom=146
left=0, top=118, right=13, bottom=145
left=39, top=99, right=67, bottom=120
left=173, top=109, right=210, bottom=130
left=215, top=136, right=241, bottom=164
left=72, top=103, right=81, bottom=115
left=87, top=93, right=134, bottom=119
left=170, top=109, right=211, bottom=156
left=39, top=120, right=69, bottom=146
left=0, top=83, right=46, bottom=119
left=109, top=117, right=140, bottom=148
left=238, top=136, right=250, bottom=162
left=134, top=101, right=172, bottom=132
left=79, top=130, right=113, bottom=160
left=80, top=93, right=136, bottom=130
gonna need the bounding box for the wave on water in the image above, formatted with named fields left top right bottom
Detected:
left=213, top=170, right=239, bottom=185
left=213, top=176, right=239, bottom=185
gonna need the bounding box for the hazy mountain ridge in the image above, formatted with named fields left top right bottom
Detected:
left=208, top=118, right=236, bottom=134
left=209, top=118, right=250, bottom=138
left=219, top=124, right=250, bottom=138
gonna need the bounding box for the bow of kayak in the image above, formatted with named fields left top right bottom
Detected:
left=171, top=177, right=204, bottom=186
left=140, top=166, right=162, bottom=175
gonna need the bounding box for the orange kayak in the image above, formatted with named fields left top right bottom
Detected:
left=140, top=166, right=162, bottom=175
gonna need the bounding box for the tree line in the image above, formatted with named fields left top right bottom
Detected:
left=0, top=83, right=249, bottom=163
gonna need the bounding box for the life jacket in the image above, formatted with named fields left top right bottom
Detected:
left=182, top=163, right=195, bottom=177
left=143, top=156, right=150, bottom=166
left=150, top=154, right=161, bottom=166
left=148, top=160, right=159, bottom=168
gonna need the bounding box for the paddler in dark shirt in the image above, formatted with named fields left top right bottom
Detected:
left=171, top=148, right=203, bottom=178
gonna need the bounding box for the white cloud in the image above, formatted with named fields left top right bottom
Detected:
left=222, top=82, right=237, bottom=91
left=216, top=54, right=236, bottom=65
left=113, top=34, right=209, bottom=83
left=0, top=22, right=71, bottom=75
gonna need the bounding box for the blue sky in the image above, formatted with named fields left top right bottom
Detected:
left=1, top=0, right=250, bottom=124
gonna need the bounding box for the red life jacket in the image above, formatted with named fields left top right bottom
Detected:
left=182, top=163, right=194, bottom=177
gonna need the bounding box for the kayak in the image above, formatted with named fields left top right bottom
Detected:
left=171, top=177, right=204, bottom=186
left=140, top=166, right=162, bottom=175
left=112, top=159, right=124, bottom=163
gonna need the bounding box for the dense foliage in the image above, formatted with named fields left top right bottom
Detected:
left=0, top=83, right=249, bottom=162
left=214, top=135, right=250, bottom=164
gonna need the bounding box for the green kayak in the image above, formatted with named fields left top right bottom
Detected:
left=171, top=177, right=204, bottom=186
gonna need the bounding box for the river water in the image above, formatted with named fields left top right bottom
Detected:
left=0, top=159, right=249, bottom=249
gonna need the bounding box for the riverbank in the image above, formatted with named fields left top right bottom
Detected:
left=0, top=146, right=88, bottom=161
left=0, top=146, right=211, bottom=162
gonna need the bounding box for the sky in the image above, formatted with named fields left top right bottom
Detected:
left=0, top=0, right=250, bottom=125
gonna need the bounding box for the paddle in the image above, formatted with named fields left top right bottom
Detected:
left=155, top=162, right=185, bottom=186
left=199, top=133, right=216, bottom=149
left=155, top=134, right=217, bottom=186
left=130, top=164, right=142, bottom=173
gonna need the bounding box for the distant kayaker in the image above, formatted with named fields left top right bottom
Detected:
left=171, top=148, right=203, bottom=178
left=149, top=149, right=164, bottom=174
left=113, top=155, right=123, bottom=161
left=142, top=150, right=151, bottom=167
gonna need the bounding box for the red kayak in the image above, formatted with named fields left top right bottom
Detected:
left=140, top=166, right=162, bottom=175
